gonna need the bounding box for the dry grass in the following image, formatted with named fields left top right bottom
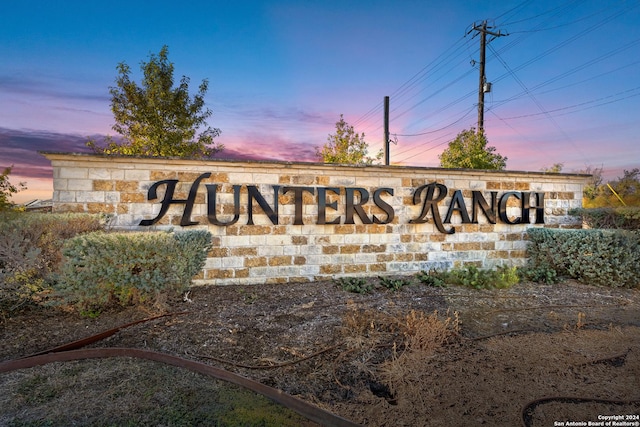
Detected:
left=0, top=358, right=315, bottom=427
left=1, top=280, right=639, bottom=426
left=377, top=310, right=460, bottom=407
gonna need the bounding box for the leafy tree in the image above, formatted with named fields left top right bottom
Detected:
left=0, top=166, right=26, bottom=211
left=541, top=163, right=563, bottom=173
left=608, top=168, right=640, bottom=206
left=439, top=128, right=507, bottom=170
left=581, top=167, right=640, bottom=208
left=316, top=115, right=381, bottom=165
left=88, top=46, right=222, bottom=158
left=579, top=165, right=604, bottom=202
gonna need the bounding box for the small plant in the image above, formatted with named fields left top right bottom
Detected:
left=335, top=277, right=374, bottom=294
left=415, top=269, right=447, bottom=287
left=493, top=265, right=520, bottom=289
left=518, top=264, right=559, bottom=284
left=378, top=276, right=412, bottom=291
left=238, top=289, right=259, bottom=305
left=447, top=265, right=519, bottom=290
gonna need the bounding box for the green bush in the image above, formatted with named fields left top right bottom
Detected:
left=569, top=207, right=640, bottom=230
left=335, top=277, right=374, bottom=294
left=0, top=212, right=106, bottom=312
left=58, top=230, right=212, bottom=310
left=525, top=228, right=640, bottom=288
left=444, top=265, right=519, bottom=290
left=378, top=275, right=413, bottom=291
left=517, top=264, right=559, bottom=284
left=415, top=269, right=447, bottom=287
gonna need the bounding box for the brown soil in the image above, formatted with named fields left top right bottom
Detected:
left=1, top=279, right=640, bottom=426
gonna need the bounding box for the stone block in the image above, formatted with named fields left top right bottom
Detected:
left=67, top=179, right=93, bottom=191
left=60, top=168, right=88, bottom=179
left=76, top=191, right=105, bottom=203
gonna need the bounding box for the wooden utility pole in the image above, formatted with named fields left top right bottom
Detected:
left=471, top=21, right=505, bottom=132
left=383, top=96, right=390, bottom=165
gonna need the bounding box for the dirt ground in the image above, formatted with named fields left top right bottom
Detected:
left=1, top=278, right=639, bottom=426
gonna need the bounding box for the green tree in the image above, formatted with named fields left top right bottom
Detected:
left=88, top=46, right=222, bottom=158
left=541, top=163, right=564, bottom=173
left=608, top=168, right=640, bottom=206
left=0, top=166, right=26, bottom=211
left=316, top=115, right=381, bottom=165
left=579, top=165, right=604, bottom=204
left=581, top=167, right=640, bottom=207
left=439, top=128, right=507, bottom=170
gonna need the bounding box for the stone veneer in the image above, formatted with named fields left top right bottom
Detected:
left=43, top=153, right=589, bottom=286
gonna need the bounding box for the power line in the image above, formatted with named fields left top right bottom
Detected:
left=498, top=0, right=584, bottom=26
left=352, top=35, right=470, bottom=129
left=394, top=106, right=476, bottom=137
left=353, top=0, right=639, bottom=166
left=495, top=86, right=640, bottom=120
left=489, top=39, right=640, bottom=109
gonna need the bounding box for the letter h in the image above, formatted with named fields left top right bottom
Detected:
left=139, top=172, right=211, bottom=226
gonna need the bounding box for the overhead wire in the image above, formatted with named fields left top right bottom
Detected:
left=352, top=34, right=471, bottom=131
left=492, top=0, right=533, bottom=22
left=487, top=44, right=573, bottom=143
left=497, top=86, right=640, bottom=120
left=353, top=0, right=638, bottom=166
left=392, top=107, right=477, bottom=163
left=498, top=0, right=585, bottom=26
left=491, top=2, right=639, bottom=87
left=489, top=37, right=640, bottom=109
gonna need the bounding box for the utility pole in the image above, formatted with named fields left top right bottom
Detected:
left=470, top=20, right=506, bottom=132
left=383, top=96, right=390, bottom=165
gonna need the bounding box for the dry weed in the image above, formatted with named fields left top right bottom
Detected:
left=338, top=308, right=461, bottom=406
left=378, top=310, right=460, bottom=404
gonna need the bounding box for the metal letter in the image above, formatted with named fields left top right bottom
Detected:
left=139, top=172, right=211, bottom=226
left=408, top=183, right=454, bottom=234
left=206, top=184, right=241, bottom=226
left=372, top=188, right=395, bottom=224
left=283, top=186, right=315, bottom=225
left=471, top=190, right=497, bottom=224
left=345, top=187, right=373, bottom=225
left=247, top=185, right=280, bottom=225
left=521, top=192, right=545, bottom=224
left=444, top=190, right=471, bottom=224
left=317, top=187, right=341, bottom=225
left=498, top=191, right=522, bottom=225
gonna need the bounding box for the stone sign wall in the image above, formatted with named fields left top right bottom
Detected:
left=43, top=153, right=589, bottom=285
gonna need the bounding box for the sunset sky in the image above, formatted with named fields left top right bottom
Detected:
left=1, top=0, right=639, bottom=203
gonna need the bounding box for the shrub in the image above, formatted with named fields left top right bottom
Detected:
left=378, top=275, right=413, bottom=291
left=525, top=228, right=640, bottom=288
left=517, top=264, right=559, bottom=284
left=0, top=212, right=106, bottom=312
left=57, top=230, right=212, bottom=310
left=335, top=277, right=374, bottom=294
left=569, top=207, right=640, bottom=230
left=415, top=270, right=447, bottom=287
left=445, top=265, right=519, bottom=290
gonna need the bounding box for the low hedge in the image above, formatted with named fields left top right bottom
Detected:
left=58, top=230, right=212, bottom=310
left=569, top=207, right=640, bottom=230
left=0, top=212, right=106, bottom=311
left=525, top=228, right=640, bottom=288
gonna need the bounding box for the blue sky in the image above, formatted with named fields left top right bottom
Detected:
left=1, top=0, right=639, bottom=202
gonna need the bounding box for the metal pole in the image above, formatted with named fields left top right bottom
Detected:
left=384, top=96, right=390, bottom=165
left=477, top=21, right=487, bottom=133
